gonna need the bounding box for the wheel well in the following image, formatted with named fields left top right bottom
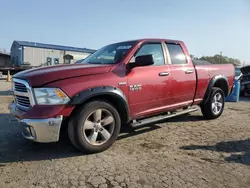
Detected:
left=214, top=79, right=228, bottom=96
left=70, top=94, right=129, bottom=124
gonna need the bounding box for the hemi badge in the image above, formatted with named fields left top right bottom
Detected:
left=119, top=82, right=127, bottom=86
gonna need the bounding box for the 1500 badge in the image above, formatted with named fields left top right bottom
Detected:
left=129, top=84, right=142, bottom=91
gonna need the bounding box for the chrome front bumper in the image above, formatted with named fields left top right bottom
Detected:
left=20, top=116, right=63, bottom=143
left=9, top=101, right=63, bottom=143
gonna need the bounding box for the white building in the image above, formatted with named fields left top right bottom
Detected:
left=11, top=41, right=95, bottom=67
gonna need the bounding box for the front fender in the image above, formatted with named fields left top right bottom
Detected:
left=69, top=86, right=130, bottom=123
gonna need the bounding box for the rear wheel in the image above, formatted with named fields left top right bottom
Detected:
left=68, top=100, right=121, bottom=153
left=201, top=87, right=225, bottom=119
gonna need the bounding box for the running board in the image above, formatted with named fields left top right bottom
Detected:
left=130, top=107, right=198, bottom=128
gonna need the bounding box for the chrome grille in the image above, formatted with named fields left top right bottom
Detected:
left=15, top=95, right=30, bottom=108
left=14, top=82, right=27, bottom=92
left=12, top=78, right=34, bottom=111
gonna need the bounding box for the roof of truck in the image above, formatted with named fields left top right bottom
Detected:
left=122, top=38, right=183, bottom=44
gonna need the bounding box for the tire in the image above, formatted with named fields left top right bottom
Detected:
left=201, top=87, right=225, bottom=119
left=68, top=100, right=121, bottom=153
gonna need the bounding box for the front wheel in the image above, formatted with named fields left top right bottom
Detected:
left=201, top=87, right=225, bottom=119
left=68, top=100, right=121, bottom=153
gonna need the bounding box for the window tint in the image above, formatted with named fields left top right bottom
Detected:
left=166, top=43, right=187, bottom=64
left=135, top=43, right=164, bottom=66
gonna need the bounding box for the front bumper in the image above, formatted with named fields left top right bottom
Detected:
left=9, top=101, right=63, bottom=143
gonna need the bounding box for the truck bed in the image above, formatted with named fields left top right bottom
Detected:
left=195, top=64, right=235, bottom=100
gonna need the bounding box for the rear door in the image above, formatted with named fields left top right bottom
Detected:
left=164, top=42, right=196, bottom=107
left=127, top=42, right=171, bottom=118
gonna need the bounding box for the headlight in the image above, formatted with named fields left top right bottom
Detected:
left=33, top=88, right=70, bottom=105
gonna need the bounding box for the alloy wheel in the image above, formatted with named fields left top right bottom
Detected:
left=82, top=109, right=115, bottom=145
left=211, top=93, right=223, bottom=115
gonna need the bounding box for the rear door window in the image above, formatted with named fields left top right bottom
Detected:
left=166, top=43, right=187, bottom=64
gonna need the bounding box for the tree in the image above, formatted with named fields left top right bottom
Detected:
left=198, top=54, right=241, bottom=67
left=190, top=54, right=199, bottom=60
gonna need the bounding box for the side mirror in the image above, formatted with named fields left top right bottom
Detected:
left=135, top=54, right=154, bottom=67
left=128, top=55, right=154, bottom=69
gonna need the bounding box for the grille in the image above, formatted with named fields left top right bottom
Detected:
left=15, top=95, right=30, bottom=108
left=14, top=82, right=27, bottom=92
left=13, top=79, right=33, bottom=111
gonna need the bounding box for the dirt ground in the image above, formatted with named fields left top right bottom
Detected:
left=0, top=79, right=250, bottom=188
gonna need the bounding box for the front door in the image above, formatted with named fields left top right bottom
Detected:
left=165, top=42, right=196, bottom=107
left=127, top=42, right=171, bottom=118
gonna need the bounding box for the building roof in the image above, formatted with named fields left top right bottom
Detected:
left=14, top=40, right=96, bottom=53
left=0, top=52, right=10, bottom=57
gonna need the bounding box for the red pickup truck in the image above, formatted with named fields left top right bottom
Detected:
left=9, top=39, right=234, bottom=153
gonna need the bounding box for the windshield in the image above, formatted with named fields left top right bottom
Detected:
left=82, top=41, right=136, bottom=64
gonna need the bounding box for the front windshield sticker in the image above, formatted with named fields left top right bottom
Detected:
left=117, top=45, right=132, bottom=50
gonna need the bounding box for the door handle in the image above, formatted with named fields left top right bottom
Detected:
left=185, top=70, right=194, bottom=74
left=159, top=72, right=169, bottom=76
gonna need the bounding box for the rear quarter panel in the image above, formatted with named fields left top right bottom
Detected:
left=195, top=64, right=235, bottom=101
left=208, top=64, right=235, bottom=88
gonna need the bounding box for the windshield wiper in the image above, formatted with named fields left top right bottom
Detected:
left=87, top=62, right=104, bottom=64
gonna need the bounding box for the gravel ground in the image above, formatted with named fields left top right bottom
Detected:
left=0, top=79, right=250, bottom=188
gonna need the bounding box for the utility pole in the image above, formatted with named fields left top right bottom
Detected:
left=243, top=61, right=245, bottom=67
left=220, top=51, right=222, bottom=64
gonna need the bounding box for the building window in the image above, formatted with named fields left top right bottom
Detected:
left=16, top=56, right=18, bottom=65
left=47, top=57, right=52, bottom=66
left=54, top=58, right=59, bottom=64
left=63, top=54, right=73, bottom=64
left=11, top=57, right=15, bottom=65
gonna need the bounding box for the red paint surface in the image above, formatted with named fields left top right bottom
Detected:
left=12, top=39, right=235, bottom=120
left=9, top=102, right=74, bottom=119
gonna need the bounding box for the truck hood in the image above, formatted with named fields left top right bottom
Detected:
left=240, top=66, right=250, bottom=75
left=13, top=64, right=113, bottom=86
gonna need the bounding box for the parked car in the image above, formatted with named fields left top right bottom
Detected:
left=9, top=38, right=235, bottom=153
left=240, top=66, right=250, bottom=96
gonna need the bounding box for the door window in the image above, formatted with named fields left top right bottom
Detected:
left=134, top=43, right=165, bottom=66
left=166, top=43, right=187, bottom=64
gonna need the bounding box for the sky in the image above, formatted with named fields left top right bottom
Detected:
left=1, top=0, right=250, bottom=65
